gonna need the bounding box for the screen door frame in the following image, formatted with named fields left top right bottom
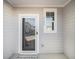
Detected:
left=18, top=14, right=39, bottom=54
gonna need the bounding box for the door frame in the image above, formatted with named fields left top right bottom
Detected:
left=18, top=14, right=39, bottom=54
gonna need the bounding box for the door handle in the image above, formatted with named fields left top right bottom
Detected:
left=36, top=32, right=38, bottom=35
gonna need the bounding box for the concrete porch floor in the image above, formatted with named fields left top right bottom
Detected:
left=39, top=54, right=68, bottom=59
left=11, top=53, right=68, bottom=59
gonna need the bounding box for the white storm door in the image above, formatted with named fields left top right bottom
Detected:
left=18, top=14, right=39, bottom=54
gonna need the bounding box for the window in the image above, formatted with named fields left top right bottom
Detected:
left=43, top=8, right=57, bottom=33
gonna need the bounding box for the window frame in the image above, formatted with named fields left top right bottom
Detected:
left=43, top=8, right=57, bottom=33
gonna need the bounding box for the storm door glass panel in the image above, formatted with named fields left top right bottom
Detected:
left=22, top=17, right=35, bottom=51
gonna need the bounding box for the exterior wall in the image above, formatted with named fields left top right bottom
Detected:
left=63, top=0, right=75, bottom=59
left=3, top=1, right=18, bottom=59
left=15, top=7, right=63, bottom=53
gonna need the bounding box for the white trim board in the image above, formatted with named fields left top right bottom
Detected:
left=6, top=0, right=71, bottom=7
left=63, top=0, right=71, bottom=7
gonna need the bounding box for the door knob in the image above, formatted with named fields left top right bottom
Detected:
left=36, top=32, right=38, bottom=35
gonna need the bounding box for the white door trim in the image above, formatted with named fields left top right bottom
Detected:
left=18, top=14, right=39, bottom=54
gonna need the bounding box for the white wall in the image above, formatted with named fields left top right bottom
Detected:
left=63, top=0, right=75, bottom=59
left=15, top=7, right=64, bottom=53
left=3, top=1, right=18, bottom=59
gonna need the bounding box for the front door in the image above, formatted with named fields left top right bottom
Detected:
left=19, top=14, right=39, bottom=54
